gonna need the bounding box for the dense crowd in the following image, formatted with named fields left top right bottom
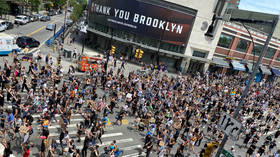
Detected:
left=0, top=47, right=279, bottom=157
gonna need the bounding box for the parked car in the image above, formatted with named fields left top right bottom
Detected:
left=48, top=10, right=56, bottom=16
left=14, top=15, right=29, bottom=25
left=36, top=14, right=44, bottom=20
left=0, top=20, right=7, bottom=30
left=16, top=36, right=40, bottom=48
left=3, top=21, right=13, bottom=30
left=21, top=14, right=33, bottom=22
left=31, top=15, right=39, bottom=21
left=46, top=24, right=55, bottom=31
left=0, top=23, right=6, bottom=32
left=40, top=16, right=51, bottom=22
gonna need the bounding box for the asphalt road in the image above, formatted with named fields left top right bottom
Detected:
left=1, top=17, right=279, bottom=156
left=4, top=14, right=65, bottom=48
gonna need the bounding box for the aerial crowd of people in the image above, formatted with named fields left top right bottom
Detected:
left=0, top=44, right=279, bottom=157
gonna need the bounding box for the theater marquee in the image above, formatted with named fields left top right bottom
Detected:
left=88, top=0, right=196, bottom=46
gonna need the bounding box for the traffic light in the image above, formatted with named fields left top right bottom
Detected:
left=110, top=45, right=116, bottom=55
left=135, top=48, right=140, bottom=58
left=138, top=49, right=144, bottom=59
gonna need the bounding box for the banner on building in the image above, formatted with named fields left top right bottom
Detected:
left=88, top=0, right=196, bottom=46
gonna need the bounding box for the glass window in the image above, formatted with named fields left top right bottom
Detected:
left=193, top=51, right=207, bottom=58
left=276, top=53, right=280, bottom=61
left=217, top=33, right=233, bottom=48
left=252, top=44, right=263, bottom=56
left=134, top=35, right=158, bottom=48
left=265, top=47, right=276, bottom=59
left=236, top=39, right=249, bottom=52
left=160, top=42, right=182, bottom=53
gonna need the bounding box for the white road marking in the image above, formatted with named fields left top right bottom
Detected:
left=122, top=152, right=146, bottom=157
left=76, top=138, right=134, bottom=150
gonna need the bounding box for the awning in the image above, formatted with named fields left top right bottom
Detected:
left=212, top=57, right=230, bottom=68
left=260, top=65, right=272, bottom=75
left=246, top=63, right=260, bottom=73
left=231, top=61, right=246, bottom=71
left=271, top=68, right=280, bottom=76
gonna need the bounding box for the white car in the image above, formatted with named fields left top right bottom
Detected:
left=0, top=20, right=7, bottom=31
left=14, top=15, right=29, bottom=25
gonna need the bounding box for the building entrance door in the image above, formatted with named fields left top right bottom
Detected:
left=187, top=59, right=204, bottom=74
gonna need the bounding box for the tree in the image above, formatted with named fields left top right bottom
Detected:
left=70, top=0, right=87, bottom=22
left=29, top=0, right=41, bottom=13
left=70, top=3, right=83, bottom=23
left=0, top=0, right=10, bottom=17
left=51, top=0, right=67, bottom=9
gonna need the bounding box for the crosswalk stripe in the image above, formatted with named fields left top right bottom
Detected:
left=76, top=138, right=134, bottom=150
left=122, top=145, right=142, bottom=151
left=32, top=113, right=81, bottom=118
left=122, top=152, right=146, bottom=157
left=38, top=124, right=77, bottom=129
left=54, top=132, right=125, bottom=142
left=100, top=138, right=133, bottom=146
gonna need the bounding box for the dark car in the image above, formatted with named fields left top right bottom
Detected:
left=16, top=36, right=40, bottom=48
left=40, top=16, right=51, bottom=22
left=31, top=15, right=39, bottom=21
left=3, top=21, right=13, bottom=30
left=48, top=10, right=56, bottom=16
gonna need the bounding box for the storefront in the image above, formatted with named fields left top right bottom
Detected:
left=208, top=57, right=230, bottom=73
left=226, top=60, right=246, bottom=75
left=86, top=0, right=197, bottom=71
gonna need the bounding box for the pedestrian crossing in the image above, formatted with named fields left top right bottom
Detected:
left=4, top=103, right=144, bottom=157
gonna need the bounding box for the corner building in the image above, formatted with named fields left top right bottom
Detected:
left=86, top=0, right=226, bottom=73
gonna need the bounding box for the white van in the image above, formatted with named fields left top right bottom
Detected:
left=14, top=15, right=29, bottom=25
left=0, top=33, right=20, bottom=55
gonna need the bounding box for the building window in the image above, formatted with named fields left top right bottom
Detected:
left=265, top=47, right=276, bottom=59
left=236, top=39, right=249, bottom=52
left=218, top=34, right=233, bottom=48
left=160, top=42, right=184, bottom=54
left=134, top=35, right=158, bottom=48
left=193, top=50, right=207, bottom=58
left=113, top=28, right=132, bottom=41
left=276, top=53, right=280, bottom=61
left=252, top=44, right=263, bottom=56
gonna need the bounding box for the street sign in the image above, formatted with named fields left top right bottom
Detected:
left=218, top=113, right=242, bottom=138
left=222, top=149, right=234, bottom=157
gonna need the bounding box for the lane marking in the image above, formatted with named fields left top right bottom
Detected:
left=122, top=152, right=146, bottom=157
left=26, top=20, right=59, bottom=37
left=76, top=138, right=134, bottom=149
left=32, top=113, right=81, bottom=118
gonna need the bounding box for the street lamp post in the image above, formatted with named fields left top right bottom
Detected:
left=62, top=7, right=67, bottom=43
left=209, top=16, right=279, bottom=157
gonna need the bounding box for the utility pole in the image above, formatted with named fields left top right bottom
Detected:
left=214, top=16, right=279, bottom=157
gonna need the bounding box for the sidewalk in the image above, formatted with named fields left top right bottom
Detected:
left=62, top=32, right=178, bottom=77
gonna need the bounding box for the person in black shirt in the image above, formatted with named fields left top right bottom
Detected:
left=0, top=90, right=4, bottom=107
left=82, top=131, right=90, bottom=157
left=21, top=76, right=29, bottom=92
left=246, top=144, right=256, bottom=157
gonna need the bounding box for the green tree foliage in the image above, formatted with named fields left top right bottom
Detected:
left=29, top=0, right=41, bottom=12
left=70, top=0, right=87, bottom=23
left=0, top=0, right=10, bottom=16
left=51, top=0, right=67, bottom=9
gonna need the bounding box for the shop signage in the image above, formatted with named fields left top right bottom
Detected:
left=88, top=0, right=196, bottom=46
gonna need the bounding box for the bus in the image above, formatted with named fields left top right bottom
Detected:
left=0, top=33, right=20, bottom=55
